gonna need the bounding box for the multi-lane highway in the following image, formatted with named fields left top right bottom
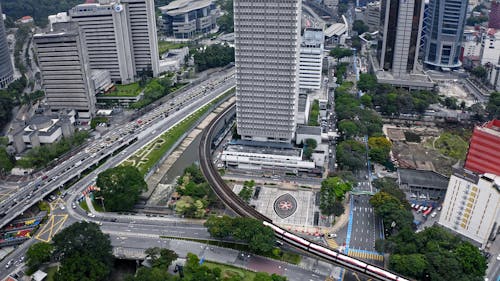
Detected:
left=0, top=67, right=236, bottom=230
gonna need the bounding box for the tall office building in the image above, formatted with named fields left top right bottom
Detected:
left=121, top=0, right=159, bottom=77
left=34, top=22, right=96, bottom=118
left=69, top=2, right=136, bottom=84
left=0, top=3, right=14, bottom=89
left=68, top=0, right=159, bottom=84
left=422, top=0, right=467, bottom=69
left=299, top=28, right=324, bottom=91
left=378, top=0, right=425, bottom=77
left=234, top=0, right=301, bottom=143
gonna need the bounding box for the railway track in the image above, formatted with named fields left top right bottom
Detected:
left=198, top=102, right=413, bottom=281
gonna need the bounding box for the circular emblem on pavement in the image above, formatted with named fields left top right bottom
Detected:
left=114, top=4, right=123, bottom=12
left=274, top=193, right=297, bottom=219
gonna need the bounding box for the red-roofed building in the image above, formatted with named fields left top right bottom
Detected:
left=464, top=119, right=500, bottom=175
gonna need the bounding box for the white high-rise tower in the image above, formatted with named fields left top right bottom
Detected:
left=234, top=0, right=301, bottom=143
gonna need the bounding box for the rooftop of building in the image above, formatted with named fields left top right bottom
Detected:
left=297, top=94, right=308, bottom=112
left=226, top=140, right=300, bottom=157
left=478, top=119, right=500, bottom=137
left=324, top=23, right=347, bottom=38
left=302, top=28, right=324, bottom=47
left=159, top=0, right=213, bottom=16
left=296, top=125, right=322, bottom=136
left=398, top=168, right=449, bottom=189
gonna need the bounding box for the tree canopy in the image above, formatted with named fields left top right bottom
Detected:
left=370, top=190, right=413, bottom=235
left=52, top=222, right=113, bottom=281
left=319, top=177, right=351, bottom=216
left=352, top=20, right=369, bottom=34
left=330, top=47, right=353, bottom=62
left=336, top=140, right=367, bottom=171
left=368, top=136, right=392, bottom=164
left=486, top=91, right=500, bottom=119
left=204, top=216, right=275, bottom=253
left=379, top=226, right=487, bottom=281
left=96, top=166, right=147, bottom=212
left=192, top=44, right=234, bottom=72
left=175, top=164, right=218, bottom=218
left=1, top=0, right=82, bottom=26
left=26, top=242, right=53, bottom=273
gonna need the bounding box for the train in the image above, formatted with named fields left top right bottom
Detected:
left=263, top=221, right=411, bottom=281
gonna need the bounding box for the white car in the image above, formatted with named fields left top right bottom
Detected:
left=430, top=212, right=437, bottom=218
left=328, top=233, right=337, bottom=238
left=87, top=213, right=96, bottom=218
left=59, top=204, right=65, bottom=210
left=497, top=254, right=500, bottom=261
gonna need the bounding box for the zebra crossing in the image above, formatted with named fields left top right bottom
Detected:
left=347, top=248, right=384, bottom=262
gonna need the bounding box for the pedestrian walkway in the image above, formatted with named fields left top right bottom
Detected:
left=347, top=249, right=384, bottom=262
left=325, top=238, right=339, bottom=249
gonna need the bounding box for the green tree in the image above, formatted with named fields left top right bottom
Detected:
left=370, top=192, right=413, bottom=233
left=238, top=186, right=253, bottom=202
left=52, top=222, right=113, bottom=265
left=193, top=44, right=235, bottom=72
left=55, top=254, right=110, bottom=281
left=372, top=178, right=407, bottom=202
left=389, top=254, right=428, bottom=279
left=486, top=91, right=500, bottom=118
left=455, top=242, right=487, bottom=277
left=0, top=146, right=15, bottom=175
left=338, top=120, right=359, bottom=138
left=330, top=47, right=353, bottom=62
left=319, top=177, right=351, bottom=216
left=471, top=65, right=488, bottom=82
left=352, top=20, right=369, bottom=34
left=336, top=140, right=367, bottom=171
left=96, top=166, right=147, bottom=212
left=125, top=267, right=174, bottom=281
left=254, top=272, right=287, bottom=281
left=26, top=242, right=53, bottom=273
left=145, top=248, right=178, bottom=270
left=204, top=215, right=234, bottom=238
left=358, top=73, right=378, bottom=93
left=368, top=136, right=392, bottom=164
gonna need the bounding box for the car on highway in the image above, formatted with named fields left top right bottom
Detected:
left=59, top=204, right=65, bottom=210
left=328, top=233, right=337, bottom=238
left=87, top=213, right=96, bottom=218
left=71, top=202, right=76, bottom=209
left=5, top=259, right=13, bottom=269
left=497, top=254, right=500, bottom=261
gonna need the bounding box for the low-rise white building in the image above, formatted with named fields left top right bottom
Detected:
left=221, top=141, right=317, bottom=175
left=299, top=28, right=324, bottom=91
left=438, top=167, right=500, bottom=248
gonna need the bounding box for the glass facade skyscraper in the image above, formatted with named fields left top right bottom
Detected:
left=423, top=0, right=468, bottom=69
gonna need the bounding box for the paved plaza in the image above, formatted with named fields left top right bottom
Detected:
left=238, top=185, right=330, bottom=231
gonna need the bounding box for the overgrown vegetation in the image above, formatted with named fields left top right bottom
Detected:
left=357, top=73, right=439, bottom=115
left=434, top=132, right=469, bottom=161
left=1, top=0, right=82, bottom=26
left=319, top=177, right=352, bottom=216
left=96, top=166, right=147, bottom=212
left=90, top=117, right=108, bottom=129
left=14, top=26, right=31, bottom=75
left=17, top=131, right=90, bottom=169
left=158, top=41, right=189, bottom=56
left=174, top=164, right=219, bottom=218
left=487, top=91, right=500, bottom=119
left=216, top=0, right=234, bottom=33
left=26, top=222, right=114, bottom=281
left=369, top=180, right=413, bottom=236
left=238, top=180, right=255, bottom=202
left=377, top=226, right=487, bottom=281
left=308, top=99, right=320, bottom=126
left=192, top=44, right=235, bottom=72
left=204, top=216, right=276, bottom=254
